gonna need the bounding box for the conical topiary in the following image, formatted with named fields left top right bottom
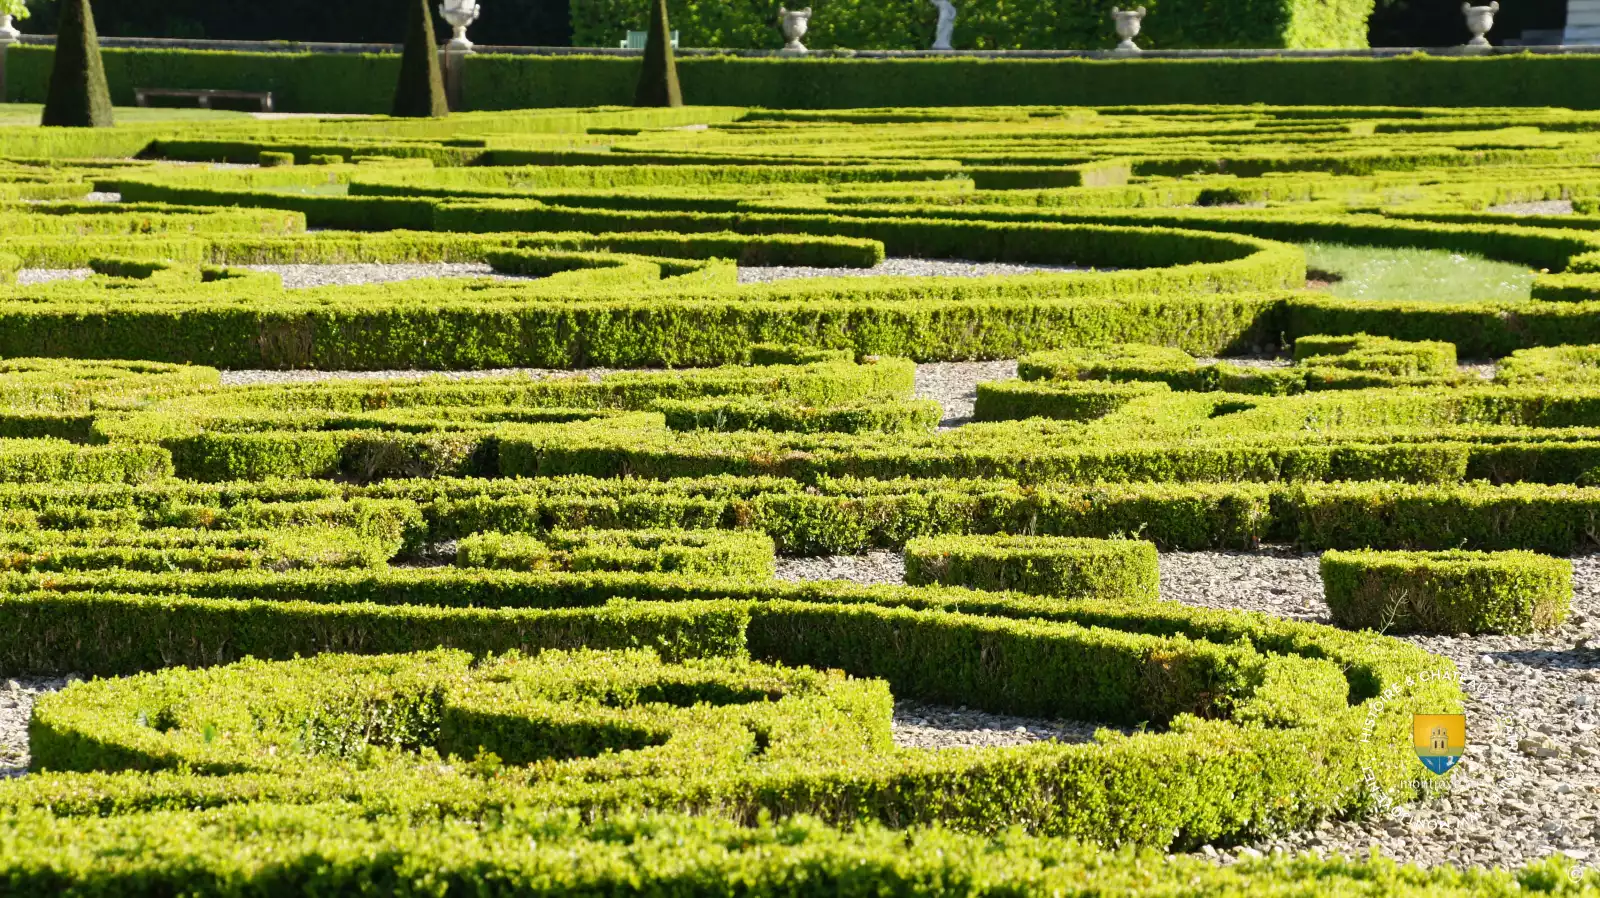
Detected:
left=41, top=0, right=114, bottom=128
left=634, top=0, right=682, bottom=107
left=391, top=0, right=449, bottom=118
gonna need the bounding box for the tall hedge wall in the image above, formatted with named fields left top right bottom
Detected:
left=569, top=0, right=1373, bottom=50
left=6, top=46, right=403, bottom=114
left=9, top=47, right=1600, bottom=113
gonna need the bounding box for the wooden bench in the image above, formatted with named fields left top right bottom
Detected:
left=133, top=88, right=274, bottom=113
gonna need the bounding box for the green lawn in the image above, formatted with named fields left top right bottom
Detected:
left=1301, top=242, right=1536, bottom=302
left=0, top=103, right=251, bottom=126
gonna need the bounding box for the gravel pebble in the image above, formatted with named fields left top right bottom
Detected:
left=0, top=676, right=70, bottom=779
left=241, top=262, right=535, bottom=289
left=914, top=360, right=1017, bottom=428
left=892, top=700, right=1119, bottom=749
left=776, top=551, right=905, bottom=585
left=738, top=258, right=1091, bottom=284
left=220, top=368, right=615, bottom=386
left=1167, top=551, right=1600, bottom=872
left=1161, top=550, right=1328, bottom=621
left=1488, top=200, right=1574, bottom=216
left=1195, top=356, right=1292, bottom=369
left=15, top=268, right=92, bottom=286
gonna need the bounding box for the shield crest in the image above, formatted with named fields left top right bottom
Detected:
left=1413, top=713, right=1466, bottom=774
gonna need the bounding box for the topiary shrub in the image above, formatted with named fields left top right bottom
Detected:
left=258, top=151, right=296, bottom=167
left=40, top=0, right=114, bottom=128
left=391, top=0, right=449, bottom=118
left=309, top=154, right=346, bottom=165
left=1321, top=548, right=1572, bottom=634
left=903, top=534, right=1159, bottom=602
left=634, top=0, right=683, bottom=108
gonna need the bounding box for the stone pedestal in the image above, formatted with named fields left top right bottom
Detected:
left=0, top=17, right=18, bottom=104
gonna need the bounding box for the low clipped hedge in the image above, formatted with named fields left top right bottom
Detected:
left=904, top=534, right=1159, bottom=602
left=654, top=397, right=942, bottom=434
left=457, top=528, right=776, bottom=578
left=1320, top=549, right=1573, bottom=634
left=0, top=806, right=1589, bottom=895
left=973, top=380, right=1170, bottom=422
left=1, top=583, right=1458, bottom=854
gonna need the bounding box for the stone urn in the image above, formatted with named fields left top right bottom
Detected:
left=779, top=6, right=811, bottom=53
left=1462, top=1, right=1497, bottom=47
left=0, top=14, right=19, bottom=43
left=1111, top=6, right=1145, bottom=53
left=439, top=0, right=481, bottom=51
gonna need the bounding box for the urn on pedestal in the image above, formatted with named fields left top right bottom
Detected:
left=1111, top=6, right=1145, bottom=53
left=1462, top=1, right=1498, bottom=47
left=779, top=6, right=811, bottom=53
left=439, top=0, right=481, bottom=51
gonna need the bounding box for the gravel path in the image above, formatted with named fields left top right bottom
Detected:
left=1161, top=550, right=1327, bottom=620
left=1488, top=200, right=1574, bottom=216
left=15, top=268, right=92, bottom=286
left=738, top=258, right=1090, bottom=284
left=776, top=551, right=905, bottom=584
left=893, top=700, right=1116, bottom=749
left=914, top=360, right=1017, bottom=428
left=1234, top=556, right=1600, bottom=871
left=0, top=676, right=69, bottom=779
left=220, top=368, right=615, bottom=387
left=83, top=191, right=121, bottom=203
left=241, top=262, right=535, bottom=289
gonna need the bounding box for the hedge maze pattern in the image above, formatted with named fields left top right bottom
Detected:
left=1, top=103, right=1599, bottom=894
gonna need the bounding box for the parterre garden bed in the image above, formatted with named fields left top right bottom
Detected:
left=1, top=102, right=1599, bottom=894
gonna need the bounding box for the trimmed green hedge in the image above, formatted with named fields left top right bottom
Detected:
left=458, top=54, right=1600, bottom=111
left=973, top=379, right=1170, bottom=422
left=904, top=534, right=1159, bottom=601
left=458, top=528, right=776, bottom=577
left=1320, top=549, right=1573, bottom=634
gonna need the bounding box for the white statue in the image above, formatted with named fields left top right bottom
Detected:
left=779, top=6, right=811, bottom=53
left=930, top=0, right=956, bottom=50
left=1111, top=6, right=1145, bottom=52
left=439, top=0, right=481, bottom=51
left=1462, top=1, right=1498, bottom=47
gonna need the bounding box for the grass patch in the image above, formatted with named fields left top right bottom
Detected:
left=1301, top=242, right=1536, bottom=303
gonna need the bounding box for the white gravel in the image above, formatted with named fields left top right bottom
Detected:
left=892, top=700, right=1117, bottom=749
left=220, top=368, right=614, bottom=386
left=776, top=551, right=905, bottom=584
left=0, top=676, right=69, bottom=779
left=1234, top=555, right=1600, bottom=871
left=1161, top=550, right=1327, bottom=621
left=83, top=191, right=122, bottom=203
left=15, top=268, right=92, bottom=286
left=1488, top=200, right=1573, bottom=216
left=738, top=258, right=1090, bottom=284
left=241, top=262, right=535, bottom=289
left=915, top=360, right=1017, bottom=428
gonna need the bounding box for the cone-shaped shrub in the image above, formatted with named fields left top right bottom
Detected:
left=41, top=0, right=114, bottom=128
left=634, top=0, right=683, bottom=107
left=391, top=0, right=449, bottom=118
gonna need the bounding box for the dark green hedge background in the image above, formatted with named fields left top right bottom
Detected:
left=7, top=46, right=1600, bottom=113
left=16, top=0, right=1569, bottom=48
left=569, top=0, right=1372, bottom=51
